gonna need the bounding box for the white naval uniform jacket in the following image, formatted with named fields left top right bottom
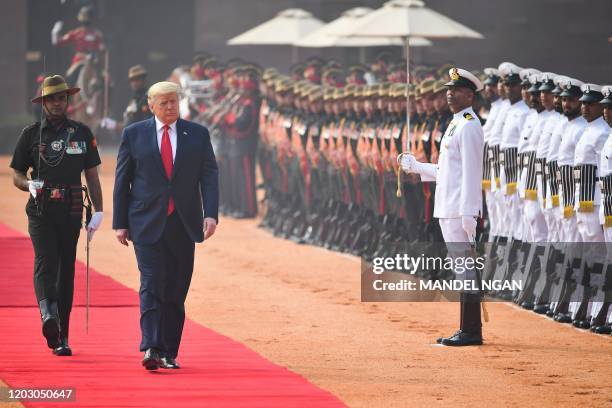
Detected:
left=599, top=129, right=612, bottom=226
left=500, top=100, right=529, bottom=150
left=429, top=107, right=484, bottom=219
left=599, top=129, right=612, bottom=179
left=575, top=117, right=610, bottom=167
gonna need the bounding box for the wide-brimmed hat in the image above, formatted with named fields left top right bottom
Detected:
left=128, top=64, right=147, bottom=80
left=78, top=6, right=93, bottom=23
left=31, top=75, right=80, bottom=103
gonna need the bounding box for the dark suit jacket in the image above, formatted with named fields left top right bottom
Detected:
left=112, top=117, right=219, bottom=244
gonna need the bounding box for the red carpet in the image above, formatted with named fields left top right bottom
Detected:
left=0, top=223, right=345, bottom=407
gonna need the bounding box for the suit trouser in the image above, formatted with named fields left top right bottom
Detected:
left=576, top=210, right=605, bottom=265
left=543, top=207, right=560, bottom=242
left=604, top=227, right=612, bottom=243
left=524, top=199, right=548, bottom=243
left=484, top=190, right=498, bottom=238
left=29, top=205, right=81, bottom=340
left=503, top=193, right=523, bottom=240
left=438, top=218, right=479, bottom=294
left=493, top=189, right=508, bottom=237
left=561, top=216, right=580, bottom=242
left=134, top=212, right=195, bottom=358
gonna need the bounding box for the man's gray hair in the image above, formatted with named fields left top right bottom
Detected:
left=147, top=81, right=181, bottom=103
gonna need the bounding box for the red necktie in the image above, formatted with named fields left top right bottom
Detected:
left=161, top=124, right=175, bottom=215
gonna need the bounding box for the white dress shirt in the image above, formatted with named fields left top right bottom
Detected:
left=155, top=116, right=177, bottom=162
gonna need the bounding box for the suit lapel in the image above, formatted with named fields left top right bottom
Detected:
left=147, top=117, right=167, bottom=178
left=172, top=119, right=187, bottom=180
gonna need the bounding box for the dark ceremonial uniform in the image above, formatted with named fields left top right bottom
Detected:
left=223, top=92, right=261, bottom=218
left=123, top=89, right=152, bottom=127
left=10, top=116, right=100, bottom=347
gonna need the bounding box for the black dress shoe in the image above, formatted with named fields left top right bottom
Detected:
left=53, top=338, right=72, bottom=356
left=591, top=325, right=612, bottom=335
left=142, top=348, right=162, bottom=371
left=436, top=330, right=461, bottom=344
left=441, top=330, right=483, bottom=346
left=160, top=357, right=180, bottom=369
left=532, top=304, right=549, bottom=314
left=572, top=320, right=590, bottom=329
left=555, top=313, right=572, bottom=323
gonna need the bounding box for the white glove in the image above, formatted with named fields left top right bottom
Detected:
left=51, top=21, right=63, bottom=45
left=28, top=180, right=44, bottom=198
left=398, top=153, right=416, bottom=173
left=398, top=153, right=438, bottom=181
left=87, top=212, right=104, bottom=242
left=461, top=216, right=477, bottom=243
left=100, top=117, right=117, bottom=130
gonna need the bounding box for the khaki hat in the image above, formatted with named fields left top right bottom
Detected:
left=389, top=83, right=403, bottom=98
left=308, top=86, right=323, bottom=102
left=275, top=76, right=292, bottom=93
left=323, top=86, right=336, bottom=101
left=31, top=75, right=80, bottom=103
left=128, top=65, right=148, bottom=80
left=77, top=6, right=93, bottom=23
left=365, top=84, right=378, bottom=97
left=418, top=79, right=436, bottom=96
left=343, top=84, right=356, bottom=98
left=354, top=85, right=366, bottom=98
left=378, top=82, right=391, bottom=97
left=262, top=68, right=279, bottom=82
left=333, top=87, right=345, bottom=100
left=432, top=80, right=447, bottom=95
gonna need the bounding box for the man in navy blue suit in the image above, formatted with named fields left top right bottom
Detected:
left=112, top=81, right=219, bottom=370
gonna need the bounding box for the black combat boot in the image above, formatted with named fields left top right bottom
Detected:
left=39, top=299, right=61, bottom=349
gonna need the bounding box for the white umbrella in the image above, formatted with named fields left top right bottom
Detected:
left=294, top=7, right=432, bottom=48
left=338, top=0, right=484, bottom=150
left=228, top=8, right=324, bottom=45
left=344, top=0, right=483, bottom=39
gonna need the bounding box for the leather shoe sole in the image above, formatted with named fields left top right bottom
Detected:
left=42, top=318, right=61, bottom=349
left=441, top=338, right=483, bottom=347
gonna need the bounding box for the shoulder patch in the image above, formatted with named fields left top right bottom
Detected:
left=463, top=112, right=475, bottom=121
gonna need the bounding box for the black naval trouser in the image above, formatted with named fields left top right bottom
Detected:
left=28, top=203, right=81, bottom=340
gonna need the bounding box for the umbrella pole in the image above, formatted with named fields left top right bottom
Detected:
left=405, top=36, right=411, bottom=152
left=359, top=47, right=366, bottom=65
left=292, top=46, right=298, bottom=64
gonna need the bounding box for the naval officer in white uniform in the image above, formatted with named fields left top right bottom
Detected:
left=399, top=68, right=485, bottom=346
